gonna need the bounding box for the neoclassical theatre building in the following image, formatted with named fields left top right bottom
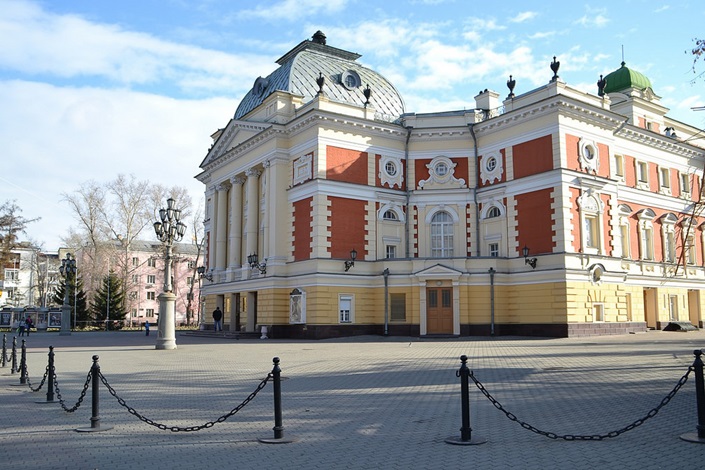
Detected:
left=196, top=32, right=705, bottom=338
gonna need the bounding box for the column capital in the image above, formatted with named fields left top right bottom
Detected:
left=246, top=167, right=262, bottom=179
left=231, top=175, right=246, bottom=185
left=215, top=183, right=229, bottom=192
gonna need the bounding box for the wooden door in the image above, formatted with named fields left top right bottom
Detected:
left=427, top=287, right=453, bottom=334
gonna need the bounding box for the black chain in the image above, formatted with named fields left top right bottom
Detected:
left=26, top=365, right=49, bottom=392
left=469, top=366, right=693, bottom=441
left=54, top=369, right=92, bottom=413
left=99, top=371, right=272, bottom=432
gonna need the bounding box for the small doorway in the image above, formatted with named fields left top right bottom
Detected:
left=688, top=290, right=701, bottom=328
left=426, top=287, right=453, bottom=334
left=643, top=288, right=657, bottom=329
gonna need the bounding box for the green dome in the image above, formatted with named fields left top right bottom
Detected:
left=603, top=61, right=652, bottom=94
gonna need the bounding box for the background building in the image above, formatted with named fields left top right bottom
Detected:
left=197, top=32, right=705, bottom=338
left=0, top=245, right=59, bottom=309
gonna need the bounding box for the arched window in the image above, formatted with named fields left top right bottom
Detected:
left=431, top=211, right=454, bottom=258
left=383, top=210, right=398, bottom=221
left=486, top=206, right=501, bottom=219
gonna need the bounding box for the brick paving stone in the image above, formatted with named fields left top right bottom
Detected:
left=1, top=330, right=705, bottom=469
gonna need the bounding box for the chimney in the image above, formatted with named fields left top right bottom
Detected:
left=474, top=89, right=500, bottom=112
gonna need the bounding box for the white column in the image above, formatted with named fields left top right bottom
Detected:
left=215, top=183, right=228, bottom=271
left=245, top=168, right=261, bottom=257
left=229, top=176, right=245, bottom=270
left=207, top=186, right=216, bottom=270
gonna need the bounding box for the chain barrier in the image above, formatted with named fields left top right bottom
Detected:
left=99, top=371, right=272, bottom=432
left=468, top=366, right=693, bottom=441
left=54, top=369, right=93, bottom=413
left=26, top=365, right=49, bottom=392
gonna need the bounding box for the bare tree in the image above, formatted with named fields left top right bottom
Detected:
left=184, top=198, right=205, bottom=325
left=690, top=37, right=705, bottom=82
left=0, top=200, right=40, bottom=282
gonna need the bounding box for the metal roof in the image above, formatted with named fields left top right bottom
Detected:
left=234, top=34, right=405, bottom=120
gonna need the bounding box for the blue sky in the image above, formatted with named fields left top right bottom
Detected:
left=1, top=0, right=704, bottom=251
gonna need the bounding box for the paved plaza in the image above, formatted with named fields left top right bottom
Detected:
left=1, top=329, right=705, bottom=469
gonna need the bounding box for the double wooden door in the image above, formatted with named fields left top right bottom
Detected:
left=427, top=287, right=453, bottom=334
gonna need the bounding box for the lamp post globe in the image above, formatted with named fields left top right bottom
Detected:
left=153, top=198, right=186, bottom=350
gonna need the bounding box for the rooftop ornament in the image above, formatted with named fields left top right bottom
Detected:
left=550, top=56, right=560, bottom=82
left=506, top=75, right=516, bottom=99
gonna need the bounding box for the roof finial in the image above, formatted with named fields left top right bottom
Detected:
left=621, top=45, right=625, bottom=66
left=312, top=31, right=327, bottom=45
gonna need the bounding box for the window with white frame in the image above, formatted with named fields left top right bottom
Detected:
left=636, top=161, right=649, bottom=188
left=637, top=209, right=656, bottom=260
left=147, top=291, right=156, bottom=301
left=430, top=211, right=454, bottom=257
left=578, top=190, right=604, bottom=254
left=486, top=206, right=501, bottom=218
left=146, top=309, right=155, bottom=317
left=618, top=204, right=632, bottom=258
left=132, top=257, right=139, bottom=266
left=147, top=274, right=156, bottom=284
left=686, top=233, right=696, bottom=265
left=147, top=257, right=156, bottom=267
left=4, top=269, right=18, bottom=281
left=131, top=309, right=137, bottom=318
left=289, top=288, right=306, bottom=324
left=489, top=243, right=499, bottom=257
left=613, top=154, right=624, bottom=179
left=131, top=274, right=139, bottom=284
left=680, top=172, right=691, bottom=198
left=386, top=245, right=397, bottom=259
left=659, top=167, right=671, bottom=194
left=660, top=213, right=678, bottom=263
left=383, top=210, right=398, bottom=221
left=339, top=295, right=353, bottom=323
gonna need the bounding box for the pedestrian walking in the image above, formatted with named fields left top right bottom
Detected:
left=212, top=307, right=223, bottom=332
left=25, top=317, right=33, bottom=336
left=145, top=320, right=150, bottom=336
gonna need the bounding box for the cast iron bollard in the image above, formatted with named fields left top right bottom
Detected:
left=10, top=336, right=17, bottom=374
left=37, top=346, right=58, bottom=404
left=445, top=355, right=486, bottom=445
left=18, top=339, right=27, bottom=384
left=681, top=349, right=705, bottom=443
left=76, top=355, right=112, bottom=432
left=1, top=334, right=6, bottom=367
left=258, top=357, right=295, bottom=444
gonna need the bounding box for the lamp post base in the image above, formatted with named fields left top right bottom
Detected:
left=155, top=292, right=177, bottom=350
left=59, top=304, right=71, bottom=336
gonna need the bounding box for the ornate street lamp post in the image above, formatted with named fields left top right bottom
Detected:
left=58, top=253, right=76, bottom=336
left=153, top=198, right=186, bottom=350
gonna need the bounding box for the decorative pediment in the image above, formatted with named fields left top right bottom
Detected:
left=414, top=264, right=463, bottom=280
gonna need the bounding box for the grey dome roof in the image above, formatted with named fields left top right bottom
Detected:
left=234, top=33, right=405, bottom=120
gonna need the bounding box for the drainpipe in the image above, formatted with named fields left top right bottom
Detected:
left=383, top=268, right=390, bottom=335
left=488, top=267, right=495, bottom=336
left=403, top=125, right=413, bottom=258
left=469, top=123, right=480, bottom=257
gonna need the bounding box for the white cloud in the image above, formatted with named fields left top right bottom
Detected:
left=575, top=7, right=610, bottom=28
left=511, top=11, right=537, bottom=23
left=238, top=0, right=348, bottom=22
left=0, top=80, right=234, bottom=250
left=0, top=1, right=274, bottom=95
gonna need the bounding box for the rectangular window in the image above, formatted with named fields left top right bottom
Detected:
left=147, top=291, right=156, bottom=301
left=680, top=173, right=691, bottom=196
left=489, top=243, right=499, bottom=257
left=131, top=309, right=137, bottom=318
left=131, top=274, right=139, bottom=284
left=386, top=245, right=397, bottom=259
left=147, top=257, right=156, bottom=268
left=620, top=224, right=630, bottom=258
left=147, top=275, right=156, bottom=284
left=129, top=291, right=137, bottom=300
left=686, top=235, right=696, bottom=264
left=132, top=257, right=139, bottom=266
left=187, top=261, right=196, bottom=269
left=146, top=309, right=155, bottom=318
left=665, top=232, right=676, bottom=262
left=641, top=227, right=654, bottom=260
left=390, top=293, right=406, bottom=322
left=4, top=269, right=19, bottom=281
left=584, top=216, right=599, bottom=249
left=669, top=295, right=678, bottom=321
left=637, top=161, right=649, bottom=184
left=614, top=154, right=624, bottom=178
left=187, top=276, right=194, bottom=287
left=339, top=295, right=353, bottom=323
left=658, top=168, right=671, bottom=189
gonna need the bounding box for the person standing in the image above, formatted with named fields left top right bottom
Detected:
left=25, top=317, right=33, bottom=336
left=212, top=307, right=223, bottom=332
left=144, top=320, right=150, bottom=336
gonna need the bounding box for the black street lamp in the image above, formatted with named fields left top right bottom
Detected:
left=153, top=197, right=187, bottom=350
left=58, top=253, right=76, bottom=336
